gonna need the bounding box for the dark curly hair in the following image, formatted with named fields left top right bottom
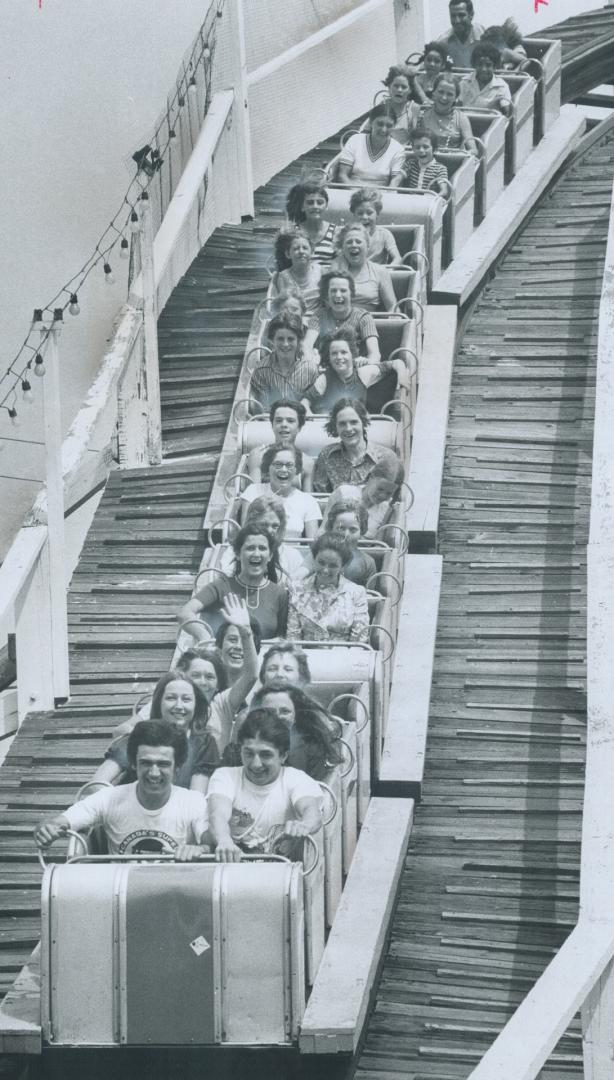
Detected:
left=470, top=41, right=501, bottom=68
left=286, top=180, right=329, bottom=226
left=127, top=719, right=188, bottom=770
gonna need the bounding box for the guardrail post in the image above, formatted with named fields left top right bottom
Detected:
left=216, top=0, right=254, bottom=218
left=40, top=319, right=69, bottom=705
left=139, top=193, right=163, bottom=465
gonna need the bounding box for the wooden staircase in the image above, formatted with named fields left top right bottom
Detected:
left=354, top=129, right=614, bottom=1080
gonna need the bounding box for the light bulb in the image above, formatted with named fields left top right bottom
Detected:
left=21, top=378, right=34, bottom=404
left=103, top=263, right=115, bottom=285
left=34, top=353, right=46, bottom=377
left=120, top=238, right=129, bottom=260
left=53, top=308, right=64, bottom=325
left=32, top=308, right=44, bottom=330
left=169, top=128, right=176, bottom=139
left=178, top=94, right=185, bottom=108
left=188, top=76, right=197, bottom=95
left=69, top=293, right=80, bottom=316
left=8, top=406, right=19, bottom=427
left=130, top=211, right=140, bottom=234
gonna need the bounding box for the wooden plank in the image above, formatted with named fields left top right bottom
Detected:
left=378, top=556, right=442, bottom=799
left=405, top=307, right=457, bottom=552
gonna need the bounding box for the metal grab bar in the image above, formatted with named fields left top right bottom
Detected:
left=339, top=127, right=361, bottom=149
left=271, top=830, right=320, bottom=877
left=400, top=249, right=430, bottom=276
left=131, top=692, right=153, bottom=718
left=337, top=736, right=355, bottom=780
left=369, top=622, right=395, bottom=663
left=519, top=57, right=544, bottom=80
left=232, top=397, right=265, bottom=425
left=380, top=398, right=413, bottom=434
left=328, top=693, right=370, bottom=735
left=387, top=345, right=417, bottom=380
left=194, top=566, right=231, bottom=593
left=245, top=344, right=272, bottom=374
left=393, top=295, right=424, bottom=328
left=318, top=781, right=339, bottom=827
left=256, top=297, right=276, bottom=324
left=206, top=517, right=241, bottom=546
left=222, top=471, right=253, bottom=502
left=366, top=570, right=402, bottom=608
left=375, top=522, right=409, bottom=556
left=37, top=830, right=89, bottom=870
left=176, top=617, right=216, bottom=644
left=428, top=176, right=454, bottom=201
left=399, top=480, right=415, bottom=510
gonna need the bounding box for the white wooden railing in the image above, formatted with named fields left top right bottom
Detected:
left=466, top=176, right=614, bottom=1080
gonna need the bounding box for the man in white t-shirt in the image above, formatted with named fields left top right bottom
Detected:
left=34, top=721, right=210, bottom=861
left=207, top=708, right=322, bottom=861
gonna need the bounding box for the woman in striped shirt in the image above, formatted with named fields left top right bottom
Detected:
left=285, top=179, right=337, bottom=267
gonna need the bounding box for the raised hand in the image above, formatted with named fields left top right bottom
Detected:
left=220, top=594, right=252, bottom=631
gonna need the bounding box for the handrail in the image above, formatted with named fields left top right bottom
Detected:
left=246, top=0, right=389, bottom=87
left=130, top=92, right=234, bottom=305
left=467, top=922, right=614, bottom=1080
left=467, top=179, right=614, bottom=1080
left=0, top=526, right=46, bottom=619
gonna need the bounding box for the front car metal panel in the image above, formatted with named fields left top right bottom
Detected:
left=44, top=864, right=118, bottom=1046
left=122, top=864, right=217, bottom=1045
left=220, top=863, right=301, bottom=1044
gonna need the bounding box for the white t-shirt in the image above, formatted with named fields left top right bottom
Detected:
left=338, top=133, right=406, bottom=186
left=207, top=766, right=321, bottom=849
left=64, top=783, right=209, bottom=855
left=241, top=484, right=322, bottom=539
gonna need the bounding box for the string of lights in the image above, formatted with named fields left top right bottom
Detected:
left=0, top=0, right=225, bottom=437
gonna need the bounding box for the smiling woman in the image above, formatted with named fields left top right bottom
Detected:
left=87, top=671, right=220, bottom=795
left=177, top=524, right=289, bottom=640
left=240, top=446, right=322, bottom=538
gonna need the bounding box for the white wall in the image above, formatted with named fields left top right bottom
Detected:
left=0, top=0, right=209, bottom=558
left=424, top=0, right=606, bottom=41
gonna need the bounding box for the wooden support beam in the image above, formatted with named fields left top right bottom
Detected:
left=40, top=325, right=69, bottom=703
left=377, top=555, right=442, bottom=798
left=139, top=195, right=163, bottom=467
left=405, top=305, right=457, bottom=552
left=299, top=797, right=413, bottom=1054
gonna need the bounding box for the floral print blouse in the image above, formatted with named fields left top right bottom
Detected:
left=287, top=574, right=369, bottom=643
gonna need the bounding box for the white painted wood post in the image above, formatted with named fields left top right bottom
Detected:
left=41, top=318, right=69, bottom=704
left=14, top=538, right=55, bottom=722
left=218, top=0, right=254, bottom=219
left=138, top=193, right=163, bottom=465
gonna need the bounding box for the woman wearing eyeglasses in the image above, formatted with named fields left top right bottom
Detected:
left=240, top=445, right=322, bottom=540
